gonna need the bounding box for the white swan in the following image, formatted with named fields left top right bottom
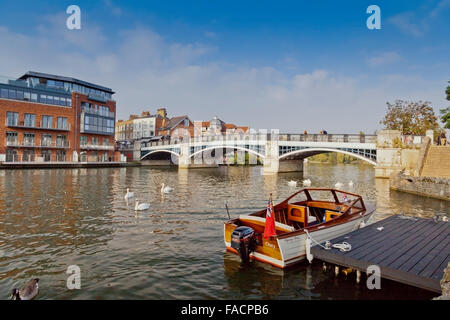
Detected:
left=287, top=180, right=297, bottom=187
left=134, top=200, right=150, bottom=211
left=124, top=188, right=134, bottom=200
left=335, top=182, right=343, bottom=188
left=303, top=179, right=312, bottom=186
left=161, top=183, right=174, bottom=193
left=348, top=180, right=354, bottom=187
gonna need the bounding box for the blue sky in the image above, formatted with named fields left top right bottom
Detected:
left=0, top=0, right=449, bottom=132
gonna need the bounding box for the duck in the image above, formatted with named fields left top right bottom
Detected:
left=161, top=183, right=174, bottom=194
left=134, top=200, right=150, bottom=211
left=287, top=180, right=297, bottom=187
left=303, top=179, right=312, bottom=186
left=11, top=278, right=39, bottom=300
left=335, top=182, right=344, bottom=188
left=124, top=188, right=134, bottom=200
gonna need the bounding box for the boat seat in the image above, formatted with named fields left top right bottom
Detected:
left=288, top=205, right=308, bottom=224
left=325, top=210, right=342, bottom=222
left=239, top=215, right=295, bottom=232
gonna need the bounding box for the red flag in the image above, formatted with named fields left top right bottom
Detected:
left=263, top=194, right=276, bottom=239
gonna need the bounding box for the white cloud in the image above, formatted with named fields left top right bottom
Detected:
left=0, top=23, right=446, bottom=134
left=367, top=52, right=402, bottom=67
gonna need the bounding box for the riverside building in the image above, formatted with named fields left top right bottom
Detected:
left=0, top=71, right=117, bottom=163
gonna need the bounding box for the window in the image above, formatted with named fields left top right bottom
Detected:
left=56, top=135, right=67, bottom=148
left=6, top=131, right=18, bottom=145
left=42, top=115, right=53, bottom=129
left=103, top=138, right=110, bottom=146
left=54, top=96, right=59, bottom=105
left=6, top=149, right=18, bottom=162
left=31, top=93, right=38, bottom=102
left=6, top=112, right=19, bottom=126
left=66, top=98, right=71, bottom=107
left=41, top=150, right=51, bottom=162
left=16, top=91, right=23, bottom=100
left=40, top=94, right=47, bottom=103
left=8, top=89, right=16, bottom=99
left=41, top=134, right=52, bottom=147
left=24, top=114, right=36, bottom=127
left=56, top=150, right=66, bottom=162
left=80, top=136, right=87, bottom=146
left=24, top=133, right=35, bottom=146
left=184, top=119, right=189, bottom=127
left=92, top=137, right=98, bottom=145
left=47, top=95, right=53, bottom=105
left=24, top=92, right=31, bottom=101
left=1, top=88, right=8, bottom=98
left=57, top=117, right=68, bottom=130
left=22, top=150, right=35, bottom=162
left=60, top=97, right=66, bottom=106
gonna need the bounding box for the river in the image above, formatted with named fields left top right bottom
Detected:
left=0, top=163, right=448, bottom=299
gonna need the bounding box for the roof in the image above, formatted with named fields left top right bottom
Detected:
left=18, top=71, right=115, bottom=94
left=159, top=115, right=189, bottom=131
left=224, top=123, right=237, bottom=129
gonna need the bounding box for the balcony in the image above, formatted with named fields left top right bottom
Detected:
left=6, top=140, right=70, bottom=149
left=81, top=109, right=115, bottom=118
left=80, top=144, right=114, bottom=151
left=6, top=121, right=71, bottom=131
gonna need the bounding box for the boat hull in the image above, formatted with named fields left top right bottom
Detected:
left=224, top=211, right=374, bottom=269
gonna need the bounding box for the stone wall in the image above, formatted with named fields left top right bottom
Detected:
left=390, top=172, right=450, bottom=201
left=434, top=263, right=450, bottom=300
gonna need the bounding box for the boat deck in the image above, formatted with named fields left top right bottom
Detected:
left=311, top=215, right=449, bottom=293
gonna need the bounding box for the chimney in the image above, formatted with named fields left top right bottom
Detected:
left=157, top=108, right=167, bottom=118
left=141, top=111, right=151, bottom=117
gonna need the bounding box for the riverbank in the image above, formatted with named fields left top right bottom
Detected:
left=390, top=172, right=450, bottom=201
left=0, top=161, right=141, bottom=170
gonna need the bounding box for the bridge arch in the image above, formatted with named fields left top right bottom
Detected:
left=140, top=150, right=180, bottom=161
left=189, top=146, right=265, bottom=161
left=278, top=148, right=376, bottom=166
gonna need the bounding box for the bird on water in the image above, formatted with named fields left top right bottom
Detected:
left=11, top=278, right=39, bottom=300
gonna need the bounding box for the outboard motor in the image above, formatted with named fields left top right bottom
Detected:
left=231, top=226, right=257, bottom=263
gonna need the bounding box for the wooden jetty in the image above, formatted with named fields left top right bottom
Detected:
left=311, top=215, right=449, bottom=293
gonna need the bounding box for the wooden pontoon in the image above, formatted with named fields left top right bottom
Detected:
left=224, top=188, right=376, bottom=268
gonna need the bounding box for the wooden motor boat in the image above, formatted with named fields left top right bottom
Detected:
left=224, top=188, right=375, bottom=268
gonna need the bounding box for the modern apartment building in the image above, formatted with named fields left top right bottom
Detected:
left=0, top=71, right=117, bottom=163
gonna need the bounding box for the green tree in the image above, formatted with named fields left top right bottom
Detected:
left=380, top=100, right=440, bottom=135
left=440, top=81, right=450, bottom=129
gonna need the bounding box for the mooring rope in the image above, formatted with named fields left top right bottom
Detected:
left=304, top=229, right=352, bottom=252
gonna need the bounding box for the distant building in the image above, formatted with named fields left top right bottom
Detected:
left=158, top=115, right=194, bottom=138
left=0, top=71, right=117, bottom=163
left=115, top=108, right=168, bottom=161
left=197, top=116, right=249, bottom=136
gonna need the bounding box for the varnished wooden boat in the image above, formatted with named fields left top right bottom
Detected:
left=224, top=188, right=375, bottom=268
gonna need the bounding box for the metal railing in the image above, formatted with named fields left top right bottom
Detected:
left=80, top=144, right=115, bottom=151
left=6, top=140, right=70, bottom=148
left=6, top=120, right=70, bottom=131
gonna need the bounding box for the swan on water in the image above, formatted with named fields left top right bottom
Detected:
left=287, top=180, right=297, bottom=187
left=348, top=181, right=354, bottom=187
left=161, top=183, right=174, bottom=193
left=303, top=179, right=312, bottom=186
left=11, top=278, right=39, bottom=300
left=124, top=188, right=134, bottom=200
left=135, top=200, right=150, bottom=211
left=335, top=182, right=343, bottom=188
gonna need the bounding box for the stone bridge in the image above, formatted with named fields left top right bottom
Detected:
left=139, top=133, right=386, bottom=174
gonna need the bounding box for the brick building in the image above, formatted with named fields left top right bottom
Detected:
left=0, top=71, right=117, bottom=163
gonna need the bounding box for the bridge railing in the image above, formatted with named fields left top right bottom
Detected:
left=278, top=133, right=377, bottom=144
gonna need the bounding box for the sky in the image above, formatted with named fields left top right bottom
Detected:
left=0, top=0, right=449, bottom=133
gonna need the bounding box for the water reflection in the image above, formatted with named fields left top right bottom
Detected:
left=0, top=163, right=447, bottom=299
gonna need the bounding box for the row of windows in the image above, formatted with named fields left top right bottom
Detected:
left=28, top=77, right=112, bottom=100
left=81, top=102, right=114, bottom=117
left=83, top=115, right=114, bottom=134
left=6, top=112, right=68, bottom=129
left=5, top=149, right=67, bottom=162
left=80, top=136, right=111, bottom=146
left=0, top=87, right=72, bottom=107
left=6, top=131, right=68, bottom=147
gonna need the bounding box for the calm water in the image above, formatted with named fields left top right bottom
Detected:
left=0, top=163, right=448, bottom=300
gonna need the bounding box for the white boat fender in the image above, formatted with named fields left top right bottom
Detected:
left=306, top=237, right=313, bottom=263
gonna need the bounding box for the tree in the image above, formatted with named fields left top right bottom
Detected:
left=380, top=100, right=440, bottom=135
left=440, top=81, right=450, bottom=129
